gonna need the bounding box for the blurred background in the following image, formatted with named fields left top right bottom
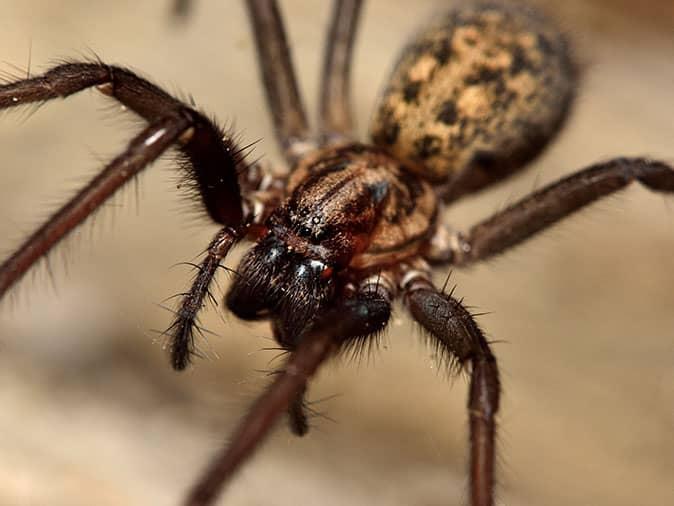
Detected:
left=0, top=1, right=672, bottom=505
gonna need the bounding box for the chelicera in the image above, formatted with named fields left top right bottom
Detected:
left=1, top=1, right=672, bottom=505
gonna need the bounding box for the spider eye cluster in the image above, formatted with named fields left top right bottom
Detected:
left=288, top=208, right=336, bottom=244
left=298, top=225, right=312, bottom=237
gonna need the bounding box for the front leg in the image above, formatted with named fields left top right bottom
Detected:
left=185, top=280, right=392, bottom=506
left=246, top=0, right=315, bottom=163
left=0, top=62, right=249, bottom=299
left=427, top=157, right=674, bottom=265
left=0, top=116, right=191, bottom=298
left=318, top=0, right=363, bottom=145
left=402, top=271, right=500, bottom=506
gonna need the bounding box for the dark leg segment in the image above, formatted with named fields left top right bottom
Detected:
left=434, top=158, right=674, bottom=265
left=0, top=116, right=190, bottom=299
left=287, top=384, right=310, bottom=436
left=246, top=0, right=314, bottom=163
left=0, top=62, right=247, bottom=299
left=318, top=0, right=363, bottom=144
left=167, top=226, right=241, bottom=371
left=172, top=0, right=191, bottom=18
left=269, top=320, right=311, bottom=437
left=184, top=285, right=392, bottom=506
left=404, top=277, right=499, bottom=506
left=285, top=276, right=393, bottom=436
left=0, top=62, right=245, bottom=226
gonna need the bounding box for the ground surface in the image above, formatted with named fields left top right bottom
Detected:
left=0, top=1, right=673, bottom=505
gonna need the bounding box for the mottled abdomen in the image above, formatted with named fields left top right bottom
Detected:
left=370, top=2, right=577, bottom=198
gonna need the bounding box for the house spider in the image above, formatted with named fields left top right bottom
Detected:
left=0, top=1, right=672, bottom=505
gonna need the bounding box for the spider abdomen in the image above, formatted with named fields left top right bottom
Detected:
left=370, top=2, right=577, bottom=200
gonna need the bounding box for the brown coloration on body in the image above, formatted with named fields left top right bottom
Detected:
left=1, top=2, right=673, bottom=506
left=370, top=1, right=577, bottom=200
left=286, top=143, right=437, bottom=270
left=227, top=143, right=436, bottom=348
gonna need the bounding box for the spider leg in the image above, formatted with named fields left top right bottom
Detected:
left=246, top=0, right=315, bottom=163
left=0, top=62, right=246, bottom=225
left=427, top=157, right=674, bottom=265
left=318, top=0, right=363, bottom=145
left=284, top=270, right=394, bottom=437
left=0, top=63, right=250, bottom=299
left=172, top=0, right=191, bottom=19
left=402, top=270, right=500, bottom=506
left=0, top=116, right=190, bottom=298
left=269, top=319, right=312, bottom=437
left=167, top=226, right=241, bottom=370
left=184, top=282, right=392, bottom=506
left=167, top=157, right=291, bottom=371
left=287, top=384, right=310, bottom=436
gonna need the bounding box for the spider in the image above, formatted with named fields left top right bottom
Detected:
left=1, top=1, right=672, bottom=505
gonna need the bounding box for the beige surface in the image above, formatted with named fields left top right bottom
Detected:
left=0, top=1, right=673, bottom=505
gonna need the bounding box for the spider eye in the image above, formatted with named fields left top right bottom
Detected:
left=313, top=225, right=335, bottom=242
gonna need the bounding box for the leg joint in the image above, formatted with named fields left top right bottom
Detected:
left=469, top=356, right=500, bottom=419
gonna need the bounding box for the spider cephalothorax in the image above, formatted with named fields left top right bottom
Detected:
left=230, top=142, right=437, bottom=345
left=0, top=1, right=672, bottom=506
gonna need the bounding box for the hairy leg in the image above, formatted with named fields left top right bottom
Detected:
left=318, top=0, right=363, bottom=145
left=403, top=270, right=500, bottom=506
left=172, top=0, right=190, bottom=18
left=185, top=281, right=392, bottom=506
left=426, top=157, right=674, bottom=265
left=246, top=0, right=315, bottom=163
left=0, top=116, right=189, bottom=298
left=286, top=271, right=394, bottom=436
left=0, top=63, right=249, bottom=299
left=166, top=226, right=241, bottom=370
left=0, top=62, right=246, bottom=225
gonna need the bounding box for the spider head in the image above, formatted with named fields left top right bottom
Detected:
left=226, top=230, right=337, bottom=346
left=227, top=147, right=391, bottom=346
